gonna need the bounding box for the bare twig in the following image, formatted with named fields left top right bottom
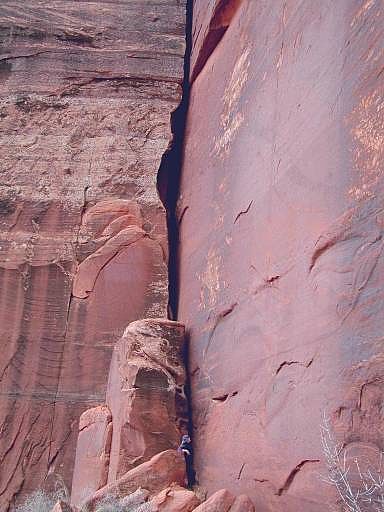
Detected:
left=321, top=413, right=384, bottom=511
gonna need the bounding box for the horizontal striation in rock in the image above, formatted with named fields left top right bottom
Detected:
left=0, top=0, right=186, bottom=509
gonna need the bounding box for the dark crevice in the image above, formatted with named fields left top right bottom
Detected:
left=183, top=329, right=197, bottom=486
left=237, top=463, right=246, bottom=480
left=277, top=460, right=320, bottom=496
left=156, top=0, right=196, bottom=486
left=234, top=200, right=253, bottom=224
left=212, top=394, right=229, bottom=402
left=204, top=302, right=238, bottom=358
left=157, top=0, right=193, bottom=321
left=212, top=390, right=238, bottom=402
left=275, top=357, right=314, bottom=376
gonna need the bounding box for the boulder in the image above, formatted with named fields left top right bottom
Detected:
left=192, top=489, right=235, bottom=512
left=106, top=319, right=188, bottom=481
left=150, top=484, right=201, bottom=511
left=83, top=450, right=185, bottom=511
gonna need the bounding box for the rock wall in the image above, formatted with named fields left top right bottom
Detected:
left=0, top=1, right=186, bottom=508
left=179, top=1, right=384, bottom=511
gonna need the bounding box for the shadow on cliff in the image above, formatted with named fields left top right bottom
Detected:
left=156, top=0, right=193, bottom=321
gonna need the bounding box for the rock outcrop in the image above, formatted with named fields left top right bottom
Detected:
left=0, top=1, right=186, bottom=508
left=71, top=319, right=188, bottom=505
left=106, top=319, right=188, bottom=482
left=77, top=453, right=253, bottom=512
left=178, top=1, right=384, bottom=511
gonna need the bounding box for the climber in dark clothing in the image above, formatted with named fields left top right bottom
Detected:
left=178, top=434, right=195, bottom=488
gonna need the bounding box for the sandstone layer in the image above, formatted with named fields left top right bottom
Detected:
left=0, top=1, right=186, bottom=508
left=179, top=1, right=384, bottom=511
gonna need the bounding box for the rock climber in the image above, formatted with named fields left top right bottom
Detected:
left=178, top=434, right=195, bottom=488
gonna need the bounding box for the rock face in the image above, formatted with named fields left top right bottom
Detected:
left=106, top=319, right=188, bottom=482
left=179, top=1, right=384, bottom=511
left=0, top=1, right=186, bottom=509
left=70, top=406, right=112, bottom=506
left=71, top=318, right=188, bottom=505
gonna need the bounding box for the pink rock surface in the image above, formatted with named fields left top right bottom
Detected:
left=192, top=489, right=234, bottom=512
left=84, top=450, right=185, bottom=511
left=0, top=1, right=186, bottom=509
left=70, top=406, right=112, bottom=506
left=230, top=495, right=255, bottom=512
left=151, top=484, right=200, bottom=512
left=179, top=1, right=384, bottom=511
left=106, top=319, right=188, bottom=482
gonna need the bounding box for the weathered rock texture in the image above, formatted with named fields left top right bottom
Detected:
left=179, top=1, right=384, bottom=511
left=106, top=319, right=188, bottom=482
left=0, top=1, right=186, bottom=509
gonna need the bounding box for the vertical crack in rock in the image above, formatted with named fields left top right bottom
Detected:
left=46, top=181, right=88, bottom=476
left=157, top=0, right=193, bottom=321
left=46, top=289, right=74, bottom=477
left=277, top=460, right=320, bottom=496
left=156, top=0, right=196, bottom=484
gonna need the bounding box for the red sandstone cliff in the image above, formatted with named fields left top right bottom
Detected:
left=0, top=1, right=186, bottom=508
left=178, top=1, right=384, bottom=511
left=1, top=1, right=384, bottom=511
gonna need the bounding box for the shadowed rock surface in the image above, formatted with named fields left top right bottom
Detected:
left=0, top=1, right=186, bottom=508
left=179, top=1, right=384, bottom=511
